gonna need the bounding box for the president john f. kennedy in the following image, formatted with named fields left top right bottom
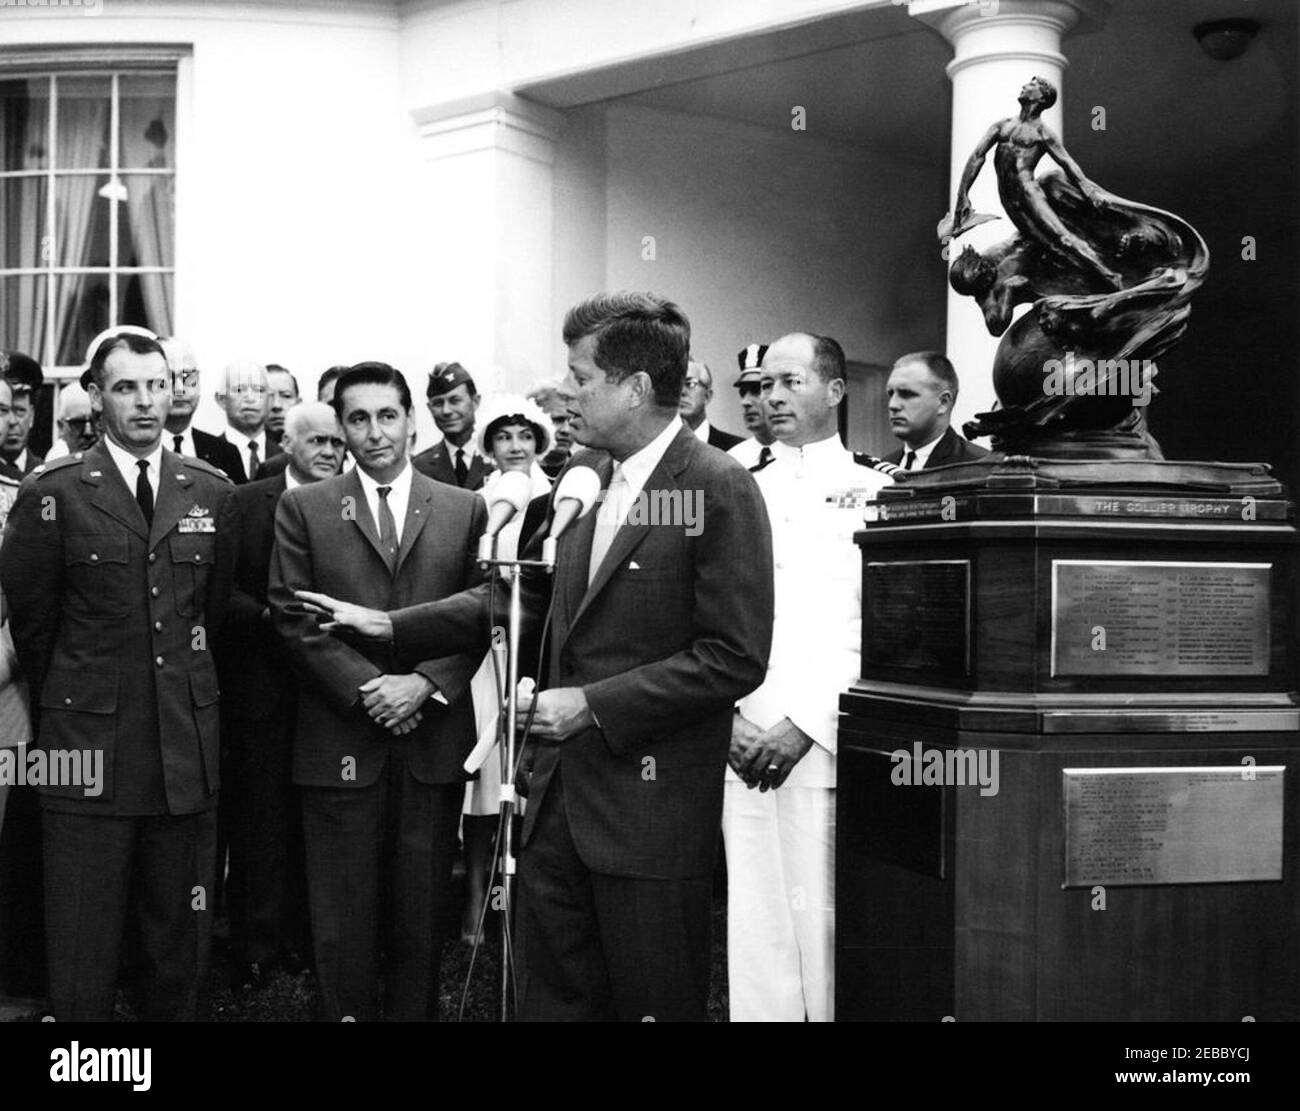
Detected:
left=300, top=292, right=774, bottom=1021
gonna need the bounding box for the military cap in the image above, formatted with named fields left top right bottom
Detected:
left=734, top=343, right=768, bottom=387
left=426, top=361, right=476, bottom=399
left=0, top=351, right=43, bottom=394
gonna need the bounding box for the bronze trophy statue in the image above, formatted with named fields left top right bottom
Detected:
left=940, top=76, right=1208, bottom=460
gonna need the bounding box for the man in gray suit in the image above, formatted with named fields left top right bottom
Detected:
left=269, top=362, right=485, bottom=1021
left=299, top=293, right=774, bottom=1021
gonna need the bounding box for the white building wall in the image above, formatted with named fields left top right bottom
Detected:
left=598, top=103, right=948, bottom=435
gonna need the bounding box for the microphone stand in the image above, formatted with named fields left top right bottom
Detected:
left=476, top=538, right=555, bottom=1022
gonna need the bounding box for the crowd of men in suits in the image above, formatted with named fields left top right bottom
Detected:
left=0, top=302, right=985, bottom=1022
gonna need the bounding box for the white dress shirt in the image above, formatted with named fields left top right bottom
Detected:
left=692, top=420, right=711, bottom=444
left=226, top=430, right=269, bottom=480
left=166, top=427, right=197, bottom=457
left=588, top=416, right=683, bottom=583
left=104, top=436, right=164, bottom=504
left=734, top=433, right=892, bottom=790
left=900, top=430, right=945, bottom=470
left=355, top=460, right=413, bottom=547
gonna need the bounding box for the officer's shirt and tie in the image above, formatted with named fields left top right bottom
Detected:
left=733, top=433, right=891, bottom=788
left=104, top=437, right=163, bottom=529
left=901, top=432, right=944, bottom=472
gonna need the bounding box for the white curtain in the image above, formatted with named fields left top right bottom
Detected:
left=0, top=84, right=49, bottom=357
left=119, top=91, right=173, bottom=335
left=51, top=93, right=108, bottom=365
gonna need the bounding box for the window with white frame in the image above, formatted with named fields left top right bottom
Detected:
left=1, top=70, right=176, bottom=373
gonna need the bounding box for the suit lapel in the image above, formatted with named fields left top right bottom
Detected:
left=568, top=427, right=694, bottom=634
left=344, top=469, right=390, bottom=571
left=927, top=428, right=956, bottom=469
left=394, top=472, right=435, bottom=575
left=81, top=443, right=148, bottom=540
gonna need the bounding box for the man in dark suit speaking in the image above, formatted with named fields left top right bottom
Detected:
left=299, top=293, right=774, bottom=1021
left=883, top=351, right=989, bottom=470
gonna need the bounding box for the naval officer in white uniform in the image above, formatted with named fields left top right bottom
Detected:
left=723, top=331, right=892, bottom=1022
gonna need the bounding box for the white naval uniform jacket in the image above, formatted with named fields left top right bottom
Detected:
left=732, top=435, right=892, bottom=789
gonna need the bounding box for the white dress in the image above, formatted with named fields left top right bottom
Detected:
left=463, top=465, right=552, bottom=816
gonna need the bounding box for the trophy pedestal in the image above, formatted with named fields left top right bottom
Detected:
left=836, top=460, right=1300, bottom=1021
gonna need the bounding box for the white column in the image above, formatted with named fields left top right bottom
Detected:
left=406, top=92, right=564, bottom=405
left=910, top=0, right=1105, bottom=438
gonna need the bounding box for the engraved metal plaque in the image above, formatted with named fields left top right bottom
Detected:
left=1062, top=766, right=1284, bottom=887
left=1051, top=560, right=1270, bottom=677
left=864, top=560, right=970, bottom=678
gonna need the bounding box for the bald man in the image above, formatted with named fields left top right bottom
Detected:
left=218, top=401, right=346, bottom=990
left=43, top=382, right=98, bottom=462
left=216, top=360, right=282, bottom=484
left=723, top=331, right=892, bottom=1022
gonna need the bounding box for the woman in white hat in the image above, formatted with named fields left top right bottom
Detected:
left=461, top=394, right=555, bottom=943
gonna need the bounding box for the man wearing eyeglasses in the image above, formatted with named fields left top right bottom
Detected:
left=159, top=337, right=245, bottom=482
left=679, top=358, right=743, bottom=452
left=215, top=360, right=282, bottom=485
left=42, top=382, right=100, bottom=462
left=726, top=343, right=777, bottom=471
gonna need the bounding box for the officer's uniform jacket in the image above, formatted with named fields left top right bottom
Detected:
left=0, top=443, right=237, bottom=814
left=732, top=435, right=891, bottom=789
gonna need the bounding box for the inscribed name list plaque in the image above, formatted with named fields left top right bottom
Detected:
left=1051, top=560, right=1270, bottom=677
left=1062, top=766, right=1284, bottom=887
left=864, top=560, right=970, bottom=678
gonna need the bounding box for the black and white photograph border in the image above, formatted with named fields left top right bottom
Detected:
left=0, top=0, right=1295, bottom=1090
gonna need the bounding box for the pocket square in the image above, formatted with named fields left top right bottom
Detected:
left=628, top=560, right=641, bottom=570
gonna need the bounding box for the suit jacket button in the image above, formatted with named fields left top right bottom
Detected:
left=64, top=697, right=72, bottom=705
left=155, top=656, right=165, bottom=668
left=149, top=552, right=157, bottom=564
left=89, top=553, right=98, bottom=562
left=194, top=553, right=201, bottom=562
left=151, top=586, right=160, bottom=598
left=154, top=620, right=163, bottom=632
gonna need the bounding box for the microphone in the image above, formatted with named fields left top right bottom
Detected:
left=543, top=465, right=602, bottom=569
left=476, top=470, right=534, bottom=563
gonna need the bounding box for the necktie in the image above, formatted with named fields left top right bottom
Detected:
left=248, top=440, right=260, bottom=480
left=588, top=463, right=629, bottom=585
left=904, top=450, right=917, bottom=471
left=135, top=459, right=154, bottom=528
left=376, top=485, right=399, bottom=572
left=454, top=448, right=469, bottom=486
left=173, top=434, right=184, bottom=454
left=751, top=445, right=773, bottom=473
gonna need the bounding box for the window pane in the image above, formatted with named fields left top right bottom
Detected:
left=118, top=272, right=172, bottom=338
left=0, top=274, right=49, bottom=359
left=54, top=76, right=110, bottom=171
left=53, top=272, right=110, bottom=367
left=0, top=78, right=51, bottom=173
left=119, top=74, right=175, bottom=170
left=2, top=176, right=49, bottom=269
left=54, top=174, right=111, bottom=269
left=120, top=174, right=174, bottom=268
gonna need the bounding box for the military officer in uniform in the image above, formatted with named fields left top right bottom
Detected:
left=0, top=328, right=237, bottom=1021
left=411, top=362, right=492, bottom=490
left=723, top=331, right=892, bottom=1022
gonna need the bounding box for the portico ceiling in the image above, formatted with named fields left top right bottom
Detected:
left=552, top=0, right=1298, bottom=174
